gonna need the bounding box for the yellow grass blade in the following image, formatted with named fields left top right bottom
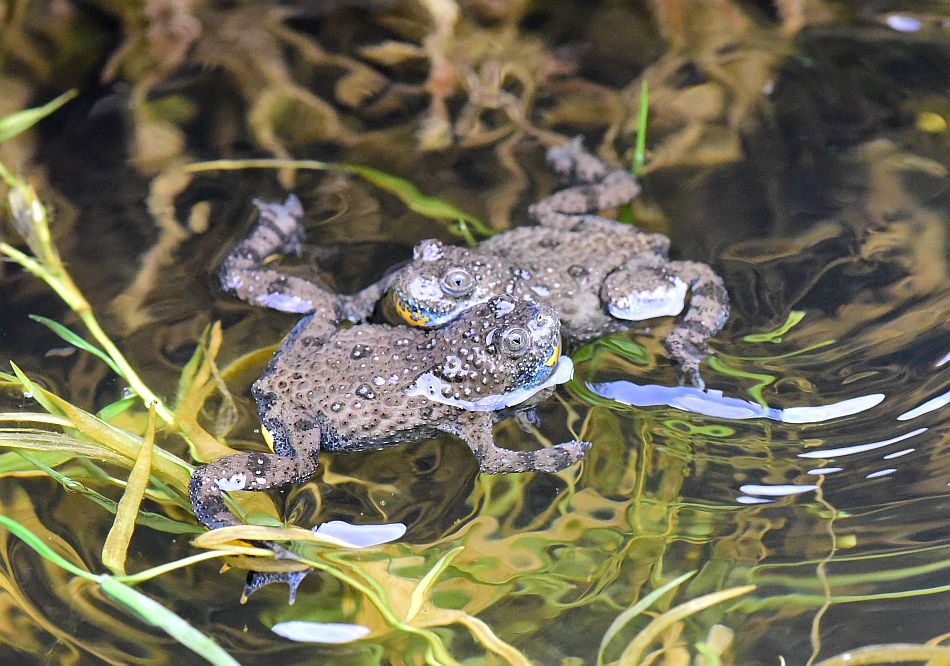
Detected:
left=102, top=407, right=156, bottom=574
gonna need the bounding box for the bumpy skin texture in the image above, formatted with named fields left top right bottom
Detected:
left=385, top=139, right=730, bottom=388
left=190, top=296, right=585, bottom=526
left=190, top=292, right=585, bottom=599
left=218, top=140, right=729, bottom=389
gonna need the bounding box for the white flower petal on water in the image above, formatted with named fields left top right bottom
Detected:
left=272, top=621, right=370, bottom=643
left=312, top=521, right=407, bottom=548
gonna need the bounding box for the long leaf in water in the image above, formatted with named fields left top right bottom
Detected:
left=30, top=384, right=193, bottom=487
left=343, top=164, right=494, bottom=238
left=97, top=577, right=242, bottom=666
left=183, top=158, right=493, bottom=239
left=597, top=570, right=696, bottom=666
left=0, top=515, right=240, bottom=664
left=617, top=585, right=756, bottom=666
left=173, top=322, right=241, bottom=463
left=0, top=90, right=77, bottom=145
left=28, top=315, right=124, bottom=377
left=12, top=450, right=198, bottom=534
left=406, top=546, right=464, bottom=622
left=102, top=407, right=156, bottom=574
left=97, top=396, right=138, bottom=421
left=0, top=514, right=93, bottom=580
left=0, top=428, right=125, bottom=465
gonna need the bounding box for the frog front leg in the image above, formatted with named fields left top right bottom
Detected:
left=220, top=195, right=344, bottom=316
left=442, top=412, right=590, bottom=473
left=602, top=257, right=729, bottom=389
left=339, top=270, right=399, bottom=322
left=528, top=140, right=641, bottom=231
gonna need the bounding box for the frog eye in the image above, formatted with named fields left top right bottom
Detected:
left=499, top=325, right=531, bottom=357
left=440, top=268, right=475, bottom=298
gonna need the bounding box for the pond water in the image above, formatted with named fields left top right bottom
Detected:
left=0, top=2, right=948, bottom=665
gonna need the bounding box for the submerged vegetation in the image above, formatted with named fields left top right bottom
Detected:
left=1, top=1, right=950, bottom=664
left=0, top=93, right=754, bottom=665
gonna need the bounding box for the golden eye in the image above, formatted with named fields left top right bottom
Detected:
left=440, top=268, right=475, bottom=297
left=500, top=326, right=530, bottom=357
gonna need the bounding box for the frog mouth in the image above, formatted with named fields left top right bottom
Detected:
left=391, top=293, right=431, bottom=327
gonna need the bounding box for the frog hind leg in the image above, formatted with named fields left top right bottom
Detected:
left=219, top=195, right=344, bottom=316
left=529, top=140, right=641, bottom=231
left=662, top=260, right=730, bottom=390
left=444, top=412, right=590, bottom=474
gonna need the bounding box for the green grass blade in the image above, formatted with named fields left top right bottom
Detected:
left=618, top=584, right=756, bottom=665
left=97, top=396, right=138, bottom=421
left=98, top=576, right=242, bottom=666
left=28, top=315, right=125, bottom=377
left=0, top=449, right=73, bottom=474
left=0, top=514, right=239, bottom=664
left=11, top=450, right=196, bottom=534
left=632, top=80, right=649, bottom=177
left=183, top=158, right=493, bottom=238
left=0, top=514, right=94, bottom=580
left=344, top=164, right=494, bottom=237
left=597, top=570, right=695, bottom=666
left=743, top=310, right=807, bottom=343
left=0, top=90, right=77, bottom=145
left=9, top=362, right=61, bottom=416
left=102, top=408, right=156, bottom=574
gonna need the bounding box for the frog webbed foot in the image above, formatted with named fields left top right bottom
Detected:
left=251, top=195, right=306, bottom=255
left=546, top=136, right=611, bottom=184
left=242, top=569, right=311, bottom=605
left=446, top=413, right=590, bottom=474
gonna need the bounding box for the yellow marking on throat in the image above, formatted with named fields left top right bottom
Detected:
left=393, top=295, right=430, bottom=327
left=544, top=338, right=560, bottom=367
left=262, top=426, right=276, bottom=451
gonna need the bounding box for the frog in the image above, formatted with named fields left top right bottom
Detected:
left=219, top=138, right=729, bottom=389
left=190, top=289, right=587, bottom=597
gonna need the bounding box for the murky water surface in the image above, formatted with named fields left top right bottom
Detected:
left=0, top=2, right=948, bottom=664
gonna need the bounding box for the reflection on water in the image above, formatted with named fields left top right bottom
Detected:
left=1, top=1, right=950, bottom=665
left=588, top=378, right=885, bottom=423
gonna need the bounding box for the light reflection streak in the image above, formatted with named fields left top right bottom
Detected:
left=738, top=484, right=817, bottom=496
left=798, top=428, right=927, bottom=459
left=897, top=390, right=950, bottom=421
left=588, top=380, right=884, bottom=423
left=866, top=468, right=897, bottom=479
left=883, top=448, right=915, bottom=460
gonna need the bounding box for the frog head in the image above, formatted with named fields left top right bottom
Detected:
left=407, top=296, right=573, bottom=411
left=385, top=239, right=509, bottom=328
